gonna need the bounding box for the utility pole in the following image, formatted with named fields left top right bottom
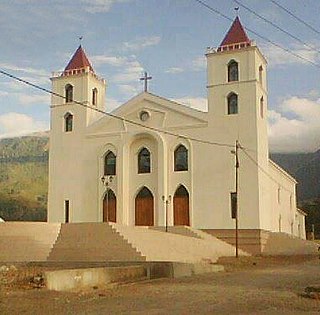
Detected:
left=235, top=140, right=240, bottom=258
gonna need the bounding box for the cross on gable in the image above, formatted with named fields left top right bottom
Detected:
left=140, top=72, right=152, bottom=92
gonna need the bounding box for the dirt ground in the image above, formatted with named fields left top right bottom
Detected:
left=0, top=256, right=320, bottom=315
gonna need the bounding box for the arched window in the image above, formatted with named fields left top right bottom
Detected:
left=259, top=65, right=263, bottom=84
left=65, top=84, right=73, bottom=103
left=138, top=147, right=151, bottom=174
left=92, top=88, right=98, bottom=106
left=260, top=96, right=264, bottom=118
left=104, top=151, right=116, bottom=175
left=228, top=60, right=238, bottom=82
left=227, top=93, right=238, bottom=115
left=174, top=145, right=188, bottom=171
left=65, top=113, right=73, bottom=132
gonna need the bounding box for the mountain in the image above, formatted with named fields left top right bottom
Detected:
left=271, top=151, right=320, bottom=202
left=0, top=135, right=49, bottom=221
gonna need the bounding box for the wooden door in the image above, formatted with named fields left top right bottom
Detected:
left=135, top=187, right=154, bottom=226
left=103, top=190, right=116, bottom=223
left=173, top=185, right=189, bottom=226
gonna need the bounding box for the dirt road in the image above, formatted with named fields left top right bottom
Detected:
left=0, top=257, right=319, bottom=314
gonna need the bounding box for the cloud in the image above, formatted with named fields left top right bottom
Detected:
left=0, top=112, right=48, bottom=139
left=172, top=97, right=208, bottom=112
left=0, top=63, right=50, bottom=89
left=261, top=43, right=319, bottom=68
left=191, top=56, right=206, bottom=71
left=165, top=67, right=184, bottom=74
left=268, top=96, right=320, bottom=152
left=112, top=60, right=144, bottom=83
left=80, top=0, right=131, bottom=13
left=91, top=55, right=128, bottom=66
left=92, top=54, right=144, bottom=84
left=123, top=36, right=161, bottom=51
left=0, top=63, right=49, bottom=77
left=118, top=84, right=139, bottom=97
left=17, top=93, right=50, bottom=105
left=0, top=91, right=9, bottom=97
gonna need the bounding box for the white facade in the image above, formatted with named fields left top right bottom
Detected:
left=48, top=21, right=306, bottom=239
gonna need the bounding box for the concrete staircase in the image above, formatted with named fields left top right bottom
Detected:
left=113, top=224, right=247, bottom=263
left=262, top=232, right=318, bottom=255
left=0, top=222, right=61, bottom=262
left=149, top=226, right=202, bottom=239
left=47, top=223, right=146, bottom=262
left=0, top=222, right=246, bottom=263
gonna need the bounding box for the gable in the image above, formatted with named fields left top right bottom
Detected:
left=87, top=93, right=208, bottom=136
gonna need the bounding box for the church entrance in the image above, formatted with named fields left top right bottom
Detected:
left=135, top=187, right=154, bottom=226
left=173, top=185, right=190, bottom=226
left=103, top=190, right=116, bottom=223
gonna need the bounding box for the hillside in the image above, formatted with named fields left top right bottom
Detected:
left=0, top=135, right=49, bottom=221
left=271, top=151, right=320, bottom=201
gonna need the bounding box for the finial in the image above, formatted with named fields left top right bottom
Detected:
left=234, top=7, right=239, bottom=16
left=79, top=36, right=83, bottom=45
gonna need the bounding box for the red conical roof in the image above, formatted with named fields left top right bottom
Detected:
left=219, top=17, right=250, bottom=48
left=64, top=45, right=94, bottom=72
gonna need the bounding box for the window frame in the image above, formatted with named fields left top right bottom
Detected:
left=64, top=112, right=73, bottom=132
left=104, top=151, right=116, bottom=176
left=138, top=147, right=151, bottom=174
left=260, top=96, right=264, bottom=118
left=228, top=60, right=239, bottom=82
left=65, top=84, right=73, bottom=103
left=227, top=92, right=238, bottom=115
left=174, top=144, right=188, bottom=172
left=92, top=88, right=98, bottom=106
left=259, top=65, right=263, bottom=85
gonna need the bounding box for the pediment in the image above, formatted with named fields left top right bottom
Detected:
left=87, top=92, right=208, bottom=137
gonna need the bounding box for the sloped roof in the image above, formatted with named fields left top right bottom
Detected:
left=219, top=16, right=250, bottom=47
left=64, top=45, right=94, bottom=72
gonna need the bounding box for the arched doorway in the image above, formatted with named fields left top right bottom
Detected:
left=103, top=189, right=116, bottom=223
left=135, top=187, right=154, bottom=226
left=173, top=185, right=189, bottom=226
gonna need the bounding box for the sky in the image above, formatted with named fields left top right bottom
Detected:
left=0, top=0, right=320, bottom=153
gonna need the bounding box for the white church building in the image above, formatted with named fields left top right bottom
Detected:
left=48, top=17, right=306, bottom=250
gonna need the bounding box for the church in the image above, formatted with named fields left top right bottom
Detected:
left=47, top=17, right=306, bottom=248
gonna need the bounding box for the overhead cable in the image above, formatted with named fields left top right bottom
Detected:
left=193, top=0, right=320, bottom=69
left=234, top=0, right=320, bottom=55
left=0, top=69, right=234, bottom=149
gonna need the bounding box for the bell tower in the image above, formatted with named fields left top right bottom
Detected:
left=50, top=45, right=106, bottom=133
left=206, top=17, right=269, bottom=229
left=48, top=46, right=106, bottom=223
left=206, top=16, right=268, bottom=161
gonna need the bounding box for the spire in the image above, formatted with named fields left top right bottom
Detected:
left=218, top=17, right=251, bottom=51
left=64, top=45, right=94, bottom=73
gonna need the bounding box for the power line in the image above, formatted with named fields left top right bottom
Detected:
left=234, top=0, right=320, bottom=55
left=240, top=146, right=294, bottom=194
left=193, top=0, right=320, bottom=69
left=0, top=68, right=235, bottom=149
left=269, top=0, right=320, bottom=37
